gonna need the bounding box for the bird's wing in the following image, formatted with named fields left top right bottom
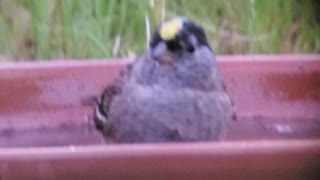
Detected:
left=92, top=62, right=133, bottom=131
left=91, top=51, right=152, bottom=131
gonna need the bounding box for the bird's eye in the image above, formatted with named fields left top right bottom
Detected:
left=187, top=46, right=195, bottom=53
left=179, top=31, right=196, bottom=53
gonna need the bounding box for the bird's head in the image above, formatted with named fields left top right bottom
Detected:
left=149, top=17, right=210, bottom=64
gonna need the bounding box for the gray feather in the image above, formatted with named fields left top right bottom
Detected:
left=98, top=46, right=235, bottom=143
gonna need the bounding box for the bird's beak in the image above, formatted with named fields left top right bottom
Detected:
left=151, top=42, right=175, bottom=65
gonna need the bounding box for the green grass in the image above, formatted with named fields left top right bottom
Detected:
left=0, top=0, right=319, bottom=61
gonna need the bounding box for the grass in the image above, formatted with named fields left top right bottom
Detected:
left=0, top=0, right=319, bottom=61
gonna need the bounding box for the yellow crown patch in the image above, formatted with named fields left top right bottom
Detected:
left=160, top=18, right=183, bottom=40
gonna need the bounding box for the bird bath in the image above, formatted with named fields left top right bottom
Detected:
left=0, top=54, right=319, bottom=179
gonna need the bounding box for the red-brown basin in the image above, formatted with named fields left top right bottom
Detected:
left=0, top=54, right=319, bottom=179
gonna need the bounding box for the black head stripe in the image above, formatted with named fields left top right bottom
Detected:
left=149, top=18, right=212, bottom=54
left=183, top=21, right=210, bottom=47
left=149, top=28, right=162, bottom=49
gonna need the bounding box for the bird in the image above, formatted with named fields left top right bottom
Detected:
left=91, top=17, right=236, bottom=143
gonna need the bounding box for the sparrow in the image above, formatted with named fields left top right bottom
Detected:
left=91, top=17, right=236, bottom=143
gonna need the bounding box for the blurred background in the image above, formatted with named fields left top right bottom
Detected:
left=0, top=0, right=319, bottom=61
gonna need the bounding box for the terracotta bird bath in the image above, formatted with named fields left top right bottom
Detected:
left=0, top=54, right=319, bottom=179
